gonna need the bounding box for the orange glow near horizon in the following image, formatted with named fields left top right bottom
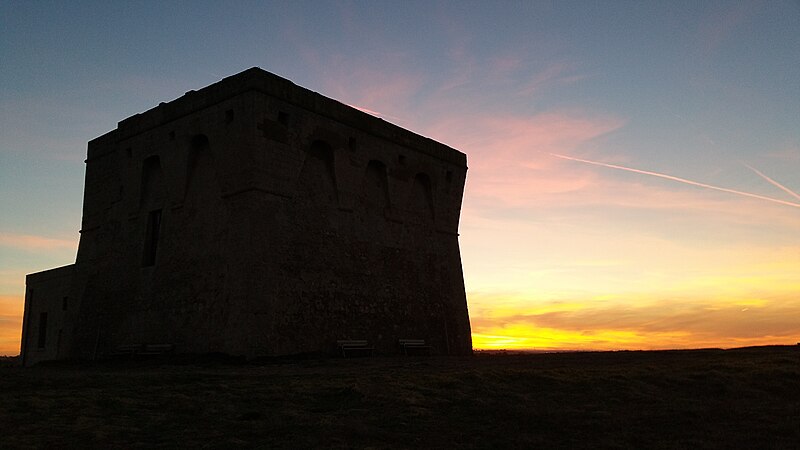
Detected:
left=0, top=295, right=23, bottom=357
left=471, top=328, right=798, bottom=351
left=465, top=257, right=800, bottom=351
left=469, top=296, right=800, bottom=351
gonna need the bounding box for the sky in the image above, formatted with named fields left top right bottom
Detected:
left=1, top=1, right=799, bottom=355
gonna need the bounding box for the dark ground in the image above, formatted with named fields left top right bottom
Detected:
left=2, top=346, right=799, bottom=449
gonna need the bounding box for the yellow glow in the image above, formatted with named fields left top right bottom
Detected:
left=472, top=324, right=694, bottom=351
left=472, top=329, right=798, bottom=351
left=730, top=298, right=768, bottom=308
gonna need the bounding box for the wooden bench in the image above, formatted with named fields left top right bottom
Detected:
left=140, top=343, right=175, bottom=355
left=109, top=343, right=174, bottom=358
left=337, top=340, right=374, bottom=357
left=110, top=344, right=142, bottom=357
left=399, top=339, right=431, bottom=356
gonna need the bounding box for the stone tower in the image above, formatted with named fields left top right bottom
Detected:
left=20, top=68, right=471, bottom=365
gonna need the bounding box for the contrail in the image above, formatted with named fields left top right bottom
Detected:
left=742, top=162, right=800, bottom=201
left=550, top=153, right=800, bottom=209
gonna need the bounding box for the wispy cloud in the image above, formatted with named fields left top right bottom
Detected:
left=0, top=232, right=77, bottom=251
left=517, top=62, right=584, bottom=96
left=696, top=1, right=763, bottom=56
left=423, top=112, right=625, bottom=211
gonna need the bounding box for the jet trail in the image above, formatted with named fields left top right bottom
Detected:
left=550, top=153, right=800, bottom=209
left=742, top=163, right=800, bottom=201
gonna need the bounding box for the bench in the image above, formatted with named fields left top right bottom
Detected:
left=399, top=339, right=431, bottom=356
left=140, top=343, right=175, bottom=355
left=109, top=343, right=174, bottom=358
left=110, top=344, right=142, bottom=357
left=337, top=340, right=374, bottom=357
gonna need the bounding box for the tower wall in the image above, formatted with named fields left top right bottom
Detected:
left=21, top=68, right=471, bottom=363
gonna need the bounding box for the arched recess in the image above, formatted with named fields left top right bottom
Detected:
left=362, top=160, right=390, bottom=213
left=140, top=155, right=166, bottom=209
left=298, top=140, right=338, bottom=205
left=184, top=134, right=221, bottom=202
left=411, top=172, right=435, bottom=221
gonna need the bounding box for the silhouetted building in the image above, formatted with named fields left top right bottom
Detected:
left=20, top=68, right=472, bottom=365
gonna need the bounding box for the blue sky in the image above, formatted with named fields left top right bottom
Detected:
left=2, top=1, right=799, bottom=353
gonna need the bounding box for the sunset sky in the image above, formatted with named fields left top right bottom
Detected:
left=1, top=1, right=799, bottom=355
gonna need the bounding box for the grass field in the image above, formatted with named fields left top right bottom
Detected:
left=2, top=346, right=799, bottom=448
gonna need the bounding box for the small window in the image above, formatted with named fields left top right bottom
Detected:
left=225, top=109, right=234, bottom=124
left=278, top=111, right=289, bottom=126
left=62, top=297, right=68, bottom=311
left=142, top=209, right=162, bottom=267
left=37, top=312, right=48, bottom=349
left=169, top=131, right=175, bottom=141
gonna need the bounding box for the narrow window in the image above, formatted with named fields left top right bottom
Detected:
left=363, top=160, right=390, bottom=212
left=140, top=155, right=165, bottom=208
left=37, top=312, right=48, bottom=349
left=169, top=131, right=175, bottom=140
left=62, top=297, right=68, bottom=311
left=225, top=109, right=234, bottom=124
left=298, top=140, right=337, bottom=205
left=142, top=209, right=162, bottom=267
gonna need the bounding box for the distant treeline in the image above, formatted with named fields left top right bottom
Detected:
left=0, top=356, right=19, bottom=367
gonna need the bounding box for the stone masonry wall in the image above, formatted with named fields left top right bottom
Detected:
left=22, top=68, right=471, bottom=363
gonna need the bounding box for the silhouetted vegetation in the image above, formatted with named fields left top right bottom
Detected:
left=2, top=346, right=798, bottom=448
left=0, top=356, right=18, bottom=367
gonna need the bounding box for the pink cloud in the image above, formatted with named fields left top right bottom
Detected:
left=696, top=1, right=763, bottom=56
left=421, top=111, right=626, bottom=210
left=337, top=66, right=422, bottom=108
left=487, top=56, right=524, bottom=77
left=517, top=62, right=584, bottom=96
left=312, top=61, right=424, bottom=130
left=283, top=44, right=800, bottom=226
left=427, top=112, right=625, bottom=165
left=766, top=145, right=800, bottom=162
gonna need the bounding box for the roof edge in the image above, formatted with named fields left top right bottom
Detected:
left=88, top=68, right=466, bottom=166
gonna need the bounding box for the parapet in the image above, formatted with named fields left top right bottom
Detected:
left=88, top=68, right=466, bottom=167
